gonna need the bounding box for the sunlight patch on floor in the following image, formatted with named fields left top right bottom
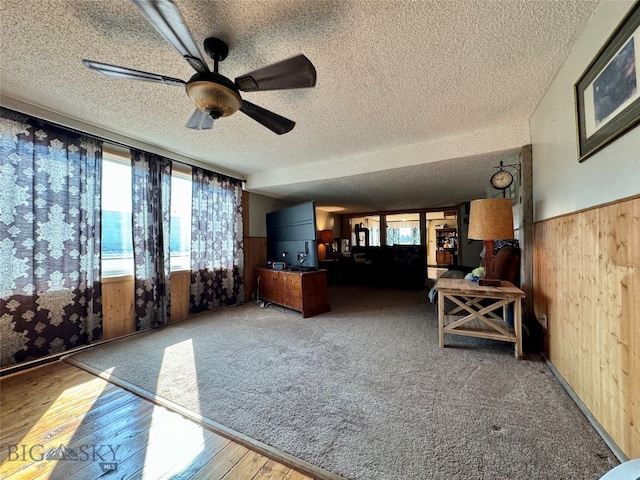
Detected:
left=154, top=338, right=202, bottom=412
left=139, top=339, right=204, bottom=478
left=23, top=373, right=110, bottom=444
left=0, top=370, right=110, bottom=478
left=139, top=407, right=207, bottom=479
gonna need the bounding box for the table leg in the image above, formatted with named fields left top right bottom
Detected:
left=438, top=290, right=445, bottom=348
left=514, top=298, right=523, bottom=359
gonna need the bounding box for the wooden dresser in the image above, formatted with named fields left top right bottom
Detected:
left=254, top=268, right=330, bottom=318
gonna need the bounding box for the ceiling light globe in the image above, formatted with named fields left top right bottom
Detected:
left=186, top=80, right=242, bottom=117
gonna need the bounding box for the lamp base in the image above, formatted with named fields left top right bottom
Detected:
left=480, top=239, right=502, bottom=286
left=483, top=239, right=496, bottom=279
left=318, top=243, right=326, bottom=261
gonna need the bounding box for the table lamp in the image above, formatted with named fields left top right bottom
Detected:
left=467, top=198, right=514, bottom=286
left=318, top=229, right=334, bottom=261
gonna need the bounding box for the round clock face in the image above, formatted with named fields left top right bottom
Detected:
left=490, top=170, right=513, bottom=189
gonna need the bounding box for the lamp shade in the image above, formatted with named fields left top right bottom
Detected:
left=468, top=198, right=514, bottom=240
left=318, top=229, right=334, bottom=244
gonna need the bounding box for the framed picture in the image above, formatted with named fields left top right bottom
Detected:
left=575, top=2, right=640, bottom=162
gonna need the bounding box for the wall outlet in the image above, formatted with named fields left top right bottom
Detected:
left=540, top=314, right=548, bottom=329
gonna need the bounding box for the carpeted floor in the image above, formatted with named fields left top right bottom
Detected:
left=66, top=285, right=617, bottom=479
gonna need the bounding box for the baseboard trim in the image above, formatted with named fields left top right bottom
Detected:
left=543, top=356, right=628, bottom=463
left=64, top=356, right=346, bottom=480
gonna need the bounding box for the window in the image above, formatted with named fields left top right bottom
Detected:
left=386, top=213, right=421, bottom=245
left=101, top=149, right=192, bottom=277
left=349, top=216, right=381, bottom=247
left=101, top=151, right=134, bottom=277
left=170, top=166, right=192, bottom=271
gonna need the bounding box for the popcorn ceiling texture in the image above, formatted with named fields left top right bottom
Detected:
left=0, top=0, right=601, bottom=212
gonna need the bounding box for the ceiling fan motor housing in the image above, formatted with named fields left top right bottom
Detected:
left=186, top=72, right=242, bottom=118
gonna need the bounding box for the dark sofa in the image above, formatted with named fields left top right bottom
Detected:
left=340, top=245, right=426, bottom=289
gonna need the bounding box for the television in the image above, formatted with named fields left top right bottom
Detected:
left=266, top=201, right=319, bottom=270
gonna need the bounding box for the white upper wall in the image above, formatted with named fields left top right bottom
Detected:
left=248, top=192, right=342, bottom=239
left=247, top=193, right=292, bottom=237
left=530, top=0, right=640, bottom=222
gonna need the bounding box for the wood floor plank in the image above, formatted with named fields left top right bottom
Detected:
left=283, top=470, right=316, bottom=480
left=1, top=362, right=324, bottom=480
left=1, top=375, right=113, bottom=424
left=3, top=391, right=147, bottom=450
left=1, top=386, right=132, bottom=447
left=0, top=361, right=90, bottom=394
left=157, top=434, right=232, bottom=480
left=189, top=443, right=250, bottom=480
left=62, top=410, right=191, bottom=480
left=113, top=409, right=217, bottom=480
left=1, top=397, right=154, bottom=478
left=221, top=451, right=269, bottom=479
left=37, top=404, right=190, bottom=480
left=0, top=367, right=96, bottom=420
left=18, top=400, right=184, bottom=480
left=1, top=383, right=127, bottom=442
left=252, top=459, right=293, bottom=480
left=0, top=362, right=79, bottom=388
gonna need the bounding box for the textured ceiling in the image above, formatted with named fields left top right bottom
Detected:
left=0, top=0, right=600, bottom=213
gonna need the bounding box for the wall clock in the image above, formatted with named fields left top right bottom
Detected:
left=490, top=169, right=514, bottom=190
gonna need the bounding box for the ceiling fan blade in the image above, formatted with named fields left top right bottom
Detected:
left=186, top=109, right=214, bottom=130
left=132, top=0, right=209, bottom=73
left=82, top=60, right=186, bottom=87
left=239, top=100, right=295, bottom=135
left=235, top=55, right=316, bottom=92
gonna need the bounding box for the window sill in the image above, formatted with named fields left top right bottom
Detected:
left=171, top=269, right=191, bottom=275
left=102, top=269, right=191, bottom=284
left=102, top=274, right=134, bottom=284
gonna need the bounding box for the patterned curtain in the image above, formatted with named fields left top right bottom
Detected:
left=412, top=228, right=420, bottom=244
left=387, top=226, right=420, bottom=245
left=387, top=228, right=401, bottom=245
left=131, top=150, right=172, bottom=330
left=0, top=108, right=102, bottom=366
left=190, top=168, right=244, bottom=313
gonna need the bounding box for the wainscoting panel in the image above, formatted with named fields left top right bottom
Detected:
left=533, top=195, right=639, bottom=458
left=102, top=270, right=191, bottom=340
left=102, top=277, right=135, bottom=340
left=170, top=270, right=191, bottom=322
left=244, top=237, right=267, bottom=302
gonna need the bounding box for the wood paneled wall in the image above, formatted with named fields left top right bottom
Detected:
left=533, top=195, right=639, bottom=458
left=170, top=271, right=191, bottom=321
left=102, top=277, right=135, bottom=340
left=102, top=271, right=192, bottom=340
left=242, top=190, right=265, bottom=302
left=244, top=237, right=267, bottom=302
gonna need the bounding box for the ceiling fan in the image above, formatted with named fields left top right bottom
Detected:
left=82, top=0, right=316, bottom=134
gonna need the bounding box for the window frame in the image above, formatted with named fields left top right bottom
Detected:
left=169, top=163, right=192, bottom=273
left=100, top=148, right=193, bottom=278
left=101, top=147, right=135, bottom=279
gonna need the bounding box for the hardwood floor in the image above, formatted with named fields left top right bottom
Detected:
left=1, top=362, right=315, bottom=480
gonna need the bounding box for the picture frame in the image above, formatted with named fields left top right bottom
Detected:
left=575, top=1, right=640, bottom=162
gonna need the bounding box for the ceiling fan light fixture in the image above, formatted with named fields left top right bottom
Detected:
left=186, top=79, right=242, bottom=117
left=82, top=0, right=317, bottom=135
